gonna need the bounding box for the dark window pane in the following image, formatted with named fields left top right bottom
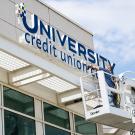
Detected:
left=44, top=102, right=70, bottom=129
left=45, top=124, right=70, bottom=135
left=75, top=115, right=97, bottom=135
left=4, top=110, right=36, bottom=135
left=4, top=86, right=35, bottom=117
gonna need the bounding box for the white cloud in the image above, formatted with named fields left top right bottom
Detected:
left=95, top=30, right=135, bottom=63
left=43, top=0, right=135, bottom=73
left=44, top=0, right=135, bottom=34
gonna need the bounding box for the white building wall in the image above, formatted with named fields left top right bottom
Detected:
left=0, top=0, right=94, bottom=50
left=0, top=0, right=94, bottom=105
left=0, top=0, right=104, bottom=135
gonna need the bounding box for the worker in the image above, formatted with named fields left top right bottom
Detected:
left=89, top=64, right=115, bottom=88
left=88, top=64, right=120, bottom=108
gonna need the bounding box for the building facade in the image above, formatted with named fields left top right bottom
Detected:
left=0, top=0, right=129, bottom=135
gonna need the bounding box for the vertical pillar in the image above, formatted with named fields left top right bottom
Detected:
left=34, top=98, right=44, bottom=135
left=69, top=112, right=74, bottom=133
left=97, top=124, right=104, bottom=135
left=0, top=85, right=3, bottom=135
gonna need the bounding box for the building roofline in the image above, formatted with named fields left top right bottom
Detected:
left=37, top=0, right=93, bottom=36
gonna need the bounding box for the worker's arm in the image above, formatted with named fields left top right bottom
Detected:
left=88, top=64, right=100, bottom=71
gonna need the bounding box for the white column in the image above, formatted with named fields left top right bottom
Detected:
left=34, top=98, right=44, bottom=135
left=69, top=112, right=74, bottom=133
left=97, top=124, right=103, bottom=135
left=0, top=85, right=3, bottom=135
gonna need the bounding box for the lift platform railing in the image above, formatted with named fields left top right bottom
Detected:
left=80, top=71, right=101, bottom=112
left=80, top=71, right=121, bottom=114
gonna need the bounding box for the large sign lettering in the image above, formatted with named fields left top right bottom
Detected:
left=16, top=3, right=115, bottom=73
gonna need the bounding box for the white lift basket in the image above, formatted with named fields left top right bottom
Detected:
left=80, top=71, right=135, bottom=131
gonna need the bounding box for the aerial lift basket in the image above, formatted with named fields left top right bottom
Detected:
left=80, top=71, right=135, bottom=131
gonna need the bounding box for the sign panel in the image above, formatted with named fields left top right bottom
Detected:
left=16, top=3, right=115, bottom=73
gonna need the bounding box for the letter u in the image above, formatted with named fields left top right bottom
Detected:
left=22, top=14, right=38, bottom=34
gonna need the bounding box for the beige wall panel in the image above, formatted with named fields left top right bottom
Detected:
left=13, top=0, right=93, bottom=49
left=0, top=68, right=8, bottom=84
left=15, top=0, right=49, bottom=23
left=0, top=19, right=16, bottom=42
left=0, top=0, right=15, bottom=25
left=9, top=0, right=14, bottom=3
left=20, top=83, right=57, bottom=104
left=66, top=102, right=84, bottom=115
left=49, top=9, right=93, bottom=49
left=90, top=35, right=94, bottom=49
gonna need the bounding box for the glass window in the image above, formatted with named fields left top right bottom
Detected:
left=3, top=86, right=35, bottom=116
left=4, top=110, right=36, bottom=135
left=45, top=124, right=70, bottom=135
left=75, top=115, right=97, bottom=135
left=44, top=102, right=70, bottom=129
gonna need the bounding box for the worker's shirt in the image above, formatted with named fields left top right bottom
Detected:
left=99, top=68, right=115, bottom=88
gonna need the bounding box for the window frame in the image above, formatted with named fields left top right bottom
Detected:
left=3, top=86, right=35, bottom=117
left=74, top=114, right=98, bottom=135
left=0, top=82, right=98, bottom=135
left=45, top=124, right=71, bottom=135
left=43, top=102, right=71, bottom=130
left=4, top=110, right=36, bottom=135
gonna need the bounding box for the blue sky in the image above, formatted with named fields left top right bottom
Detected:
left=43, top=0, right=135, bottom=74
